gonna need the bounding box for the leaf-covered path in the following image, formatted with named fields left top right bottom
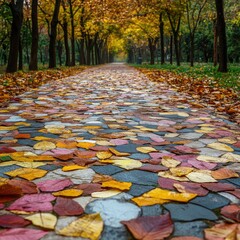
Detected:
left=0, top=64, right=239, bottom=240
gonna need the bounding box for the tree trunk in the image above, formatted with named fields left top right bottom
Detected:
left=6, top=0, right=24, bottom=73
left=49, top=0, right=61, bottom=68
left=189, top=34, right=194, bottom=67
left=173, top=32, right=180, bottom=66
left=148, top=38, right=155, bottom=65
left=213, top=19, right=218, bottom=67
left=159, top=13, right=165, bottom=65
left=29, top=0, right=38, bottom=70
left=215, top=0, right=227, bottom=72
left=18, top=37, right=23, bottom=70
left=62, top=20, right=71, bottom=66
left=68, top=0, right=75, bottom=66
left=170, top=35, right=173, bottom=64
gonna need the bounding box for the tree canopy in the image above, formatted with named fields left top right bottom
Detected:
left=0, top=0, right=239, bottom=72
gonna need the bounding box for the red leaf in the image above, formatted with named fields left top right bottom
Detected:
left=0, top=147, right=16, bottom=153
left=0, top=215, right=30, bottom=228
left=171, top=237, right=202, bottom=240
left=0, top=228, right=48, bottom=240
left=221, top=205, right=240, bottom=222
left=8, top=180, right=38, bottom=194
left=158, top=178, right=179, bottom=190
left=37, top=179, right=73, bottom=192
left=226, top=189, right=240, bottom=199
left=75, top=183, right=103, bottom=195
left=174, top=182, right=209, bottom=196
left=140, top=164, right=168, bottom=173
left=121, top=213, right=173, bottom=240
left=7, top=194, right=55, bottom=212
left=201, top=182, right=236, bottom=192
left=54, top=197, right=84, bottom=216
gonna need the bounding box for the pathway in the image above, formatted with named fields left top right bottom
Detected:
left=0, top=64, right=239, bottom=240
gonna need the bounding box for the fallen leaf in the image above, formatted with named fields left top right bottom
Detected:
left=201, top=182, right=236, bottom=192
left=37, top=179, right=73, bottom=192
left=158, top=171, right=189, bottom=182
left=187, top=171, right=217, bottom=183
left=5, top=168, right=47, bottom=180
left=62, top=165, right=86, bottom=171
left=211, top=168, right=239, bottom=180
left=25, top=213, right=57, bottom=230
left=7, top=194, right=55, bottom=212
left=0, top=228, right=48, bottom=240
left=0, top=215, right=30, bottom=228
left=109, top=148, right=130, bottom=156
left=33, top=141, right=56, bottom=151
left=136, top=146, right=157, bottom=153
left=171, top=237, right=202, bottom=240
left=204, top=223, right=239, bottom=240
left=109, top=159, right=142, bottom=170
left=174, top=182, right=208, bottom=196
left=58, top=213, right=103, bottom=239
left=197, top=155, right=232, bottom=163
left=91, top=190, right=121, bottom=198
left=207, top=142, right=234, bottom=152
left=122, top=213, right=173, bottom=240
left=75, top=183, right=103, bottom=195
left=8, top=179, right=38, bottom=194
left=132, top=196, right=169, bottom=206
left=54, top=197, right=84, bottom=216
left=77, top=141, right=96, bottom=149
left=102, top=180, right=132, bottom=190
left=96, top=151, right=112, bottom=160
left=56, top=140, right=77, bottom=149
left=161, top=157, right=181, bottom=168
left=170, top=167, right=194, bottom=177
left=221, top=205, right=240, bottom=222
left=53, top=189, right=83, bottom=197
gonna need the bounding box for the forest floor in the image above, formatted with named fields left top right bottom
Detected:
left=0, top=63, right=239, bottom=239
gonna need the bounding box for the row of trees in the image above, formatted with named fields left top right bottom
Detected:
left=0, top=0, right=239, bottom=73
left=123, top=0, right=239, bottom=72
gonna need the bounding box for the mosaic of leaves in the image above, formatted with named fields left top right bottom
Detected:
left=0, top=65, right=239, bottom=239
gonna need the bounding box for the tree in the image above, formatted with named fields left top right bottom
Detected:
left=49, top=0, right=61, bottom=68
left=215, top=0, right=228, bottom=72
left=186, top=0, right=207, bottom=66
left=29, top=0, right=39, bottom=70
left=6, top=0, right=24, bottom=73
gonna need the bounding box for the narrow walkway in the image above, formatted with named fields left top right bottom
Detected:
left=0, top=64, right=239, bottom=239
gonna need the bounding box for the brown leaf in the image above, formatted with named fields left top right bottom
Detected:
left=54, top=197, right=84, bottom=216
left=221, top=205, right=240, bottom=222
left=122, top=214, right=173, bottom=240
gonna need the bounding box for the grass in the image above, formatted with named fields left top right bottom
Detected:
left=131, top=62, right=240, bottom=91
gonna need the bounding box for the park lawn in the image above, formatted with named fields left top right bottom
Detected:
left=133, top=63, right=240, bottom=91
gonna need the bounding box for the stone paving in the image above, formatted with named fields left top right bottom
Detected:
left=0, top=63, right=239, bottom=239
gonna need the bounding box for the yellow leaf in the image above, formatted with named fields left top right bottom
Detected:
left=221, top=153, right=240, bottom=162
left=96, top=141, right=111, bottom=146
left=31, top=136, right=51, bottom=141
left=83, top=126, right=102, bottom=130
left=58, top=213, right=103, bottom=240
left=56, top=141, right=77, bottom=149
left=218, top=138, right=237, bottom=144
left=144, top=188, right=197, bottom=202
left=62, top=165, right=86, bottom=172
left=15, top=162, right=46, bottom=168
left=5, top=168, right=47, bottom=180
left=197, top=155, right=231, bottom=163
left=132, top=196, right=169, bottom=206
left=109, top=148, right=130, bottom=157
left=195, top=127, right=215, bottom=133
left=77, top=141, right=96, bottom=149
left=25, top=213, right=57, bottom=230
left=91, top=190, right=121, bottom=198
left=111, top=159, right=142, bottom=170
left=53, top=189, right=83, bottom=197
left=170, top=167, right=194, bottom=177
left=136, top=147, right=157, bottom=153
left=96, top=151, right=113, bottom=160
left=158, top=171, right=189, bottom=181
left=102, top=180, right=132, bottom=190
left=187, top=171, right=217, bottom=183
left=207, top=142, right=234, bottom=152
left=0, top=126, right=18, bottom=131
left=161, top=157, right=181, bottom=168
left=33, top=141, right=56, bottom=151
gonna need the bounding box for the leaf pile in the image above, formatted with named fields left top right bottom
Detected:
left=137, top=68, right=240, bottom=124
left=0, top=66, right=88, bottom=107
